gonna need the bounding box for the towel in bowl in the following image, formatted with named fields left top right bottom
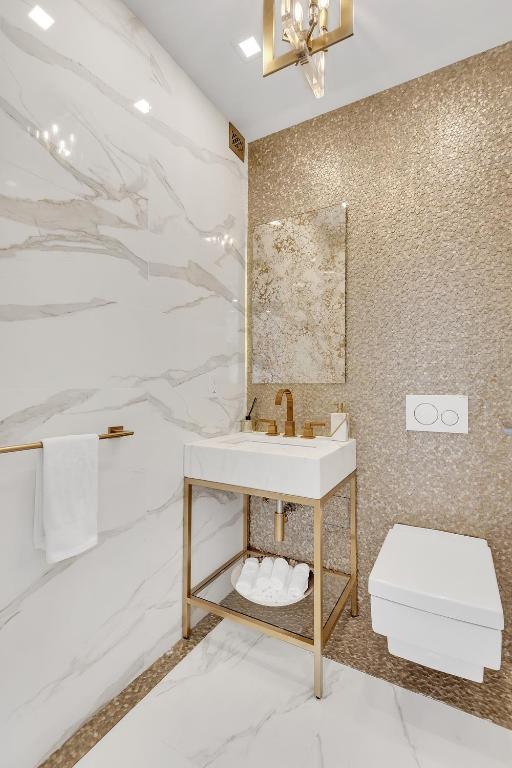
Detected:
left=270, top=557, right=290, bottom=592
left=277, top=565, right=293, bottom=602
left=255, top=556, right=274, bottom=594
left=236, top=557, right=259, bottom=597
left=34, top=434, right=99, bottom=563
left=288, top=563, right=310, bottom=600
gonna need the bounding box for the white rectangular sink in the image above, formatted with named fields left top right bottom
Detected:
left=184, top=432, right=356, bottom=499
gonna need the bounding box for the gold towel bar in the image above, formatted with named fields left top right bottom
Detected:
left=0, top=425, right=134, bottom=455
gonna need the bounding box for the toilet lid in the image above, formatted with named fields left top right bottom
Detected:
left=368, top=525, right=504, bottom=630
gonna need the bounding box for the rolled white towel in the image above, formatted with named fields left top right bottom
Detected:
left=277, top=566, right=293, bottom=602
left=270, top=557, right=290, bottom=592
left=266, top=591, right=281, bottom=605
left=255, top=556, right=274, bottom=593
left=288, top=563, right=310, bottom=600
left=235, top=557, right=259, bottom=597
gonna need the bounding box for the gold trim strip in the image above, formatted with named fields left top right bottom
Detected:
left=188, top=595, right=314, bottom=651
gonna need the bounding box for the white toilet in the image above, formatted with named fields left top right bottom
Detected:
left=369, top=524, right=504, bottom=683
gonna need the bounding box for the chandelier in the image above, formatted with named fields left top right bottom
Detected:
left=263, top=0, right=354, bottom=98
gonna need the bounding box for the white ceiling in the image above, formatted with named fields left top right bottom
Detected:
left=124, top=0, right=512, bottom=142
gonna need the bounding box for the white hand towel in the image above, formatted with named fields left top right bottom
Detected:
left=255, top=556, right=274, bottom=593
left=270, top=557, right=289, bottom=592
left=34, top=434, right=99, bottom=563
left=288, top=563, right=310, bottom=600
left=236, top=557, right=259, bottom=597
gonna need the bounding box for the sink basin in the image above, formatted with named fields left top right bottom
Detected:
left=184, top=432, right=356, bottom=499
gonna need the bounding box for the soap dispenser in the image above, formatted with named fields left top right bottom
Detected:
left=330, top=402, right=350, bottom=442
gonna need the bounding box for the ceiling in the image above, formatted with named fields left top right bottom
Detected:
left=123, top=0, right=512, bottom=142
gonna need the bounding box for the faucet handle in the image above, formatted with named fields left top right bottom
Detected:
left=301, top=420, right=327, bottom=439
left=256, top=418, right=278, bottom=436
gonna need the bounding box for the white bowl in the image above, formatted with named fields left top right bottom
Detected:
left=231, top=562, right=313, bottom=607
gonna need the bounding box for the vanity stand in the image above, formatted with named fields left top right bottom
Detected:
left=182, top=471, right=357, bottom=698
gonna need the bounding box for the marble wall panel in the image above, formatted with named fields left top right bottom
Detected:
left=0, top=1, right=246, bottom=766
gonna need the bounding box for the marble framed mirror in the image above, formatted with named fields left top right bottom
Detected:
left=251, top=202, right=347, bottom=384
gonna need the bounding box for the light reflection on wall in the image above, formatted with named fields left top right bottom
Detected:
left=27, top=122, right=76, bottom=157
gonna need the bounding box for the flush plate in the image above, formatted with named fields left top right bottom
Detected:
left=406, top=395, right=468, bottom=434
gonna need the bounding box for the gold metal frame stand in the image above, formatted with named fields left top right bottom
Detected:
left=182, top=471, right=357, bottom=699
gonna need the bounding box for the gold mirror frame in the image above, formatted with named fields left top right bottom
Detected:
left=263, top=0, right=354, bottom=77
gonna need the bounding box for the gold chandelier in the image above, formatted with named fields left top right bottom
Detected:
left=263, top=0, right=353, bottom=98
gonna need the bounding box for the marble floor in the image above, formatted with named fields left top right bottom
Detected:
left=73, top=621, right=512, bottom=768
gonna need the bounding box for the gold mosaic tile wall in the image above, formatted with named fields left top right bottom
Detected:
left=247, top=43, right=512, bottom=728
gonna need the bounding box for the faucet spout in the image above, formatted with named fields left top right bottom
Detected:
left=275, top=388, right=295, bottom=437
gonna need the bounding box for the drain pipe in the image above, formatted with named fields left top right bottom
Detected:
left=274, top=499, right=286, bottom=543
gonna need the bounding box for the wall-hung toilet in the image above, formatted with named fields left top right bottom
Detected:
left=369, top=524, right=504, bottom=682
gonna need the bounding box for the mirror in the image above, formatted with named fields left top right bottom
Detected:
left=252, top=202, right=346, bottom=384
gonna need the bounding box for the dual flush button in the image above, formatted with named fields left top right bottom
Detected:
left=406, top=395, right=468, bottom=434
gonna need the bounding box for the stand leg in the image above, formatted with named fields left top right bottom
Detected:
left=313, top=499, right=323, bottom=698
left=182, top=479, right=192, bottom=638
left=243, top=494, right=250, bottom=552
left=350, top=474, right=358, bottom=617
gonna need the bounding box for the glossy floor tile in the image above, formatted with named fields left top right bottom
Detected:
left=75, top=620, right=512, bottom=768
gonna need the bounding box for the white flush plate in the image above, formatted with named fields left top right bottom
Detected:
left=406, top=395, right=468, bottom=434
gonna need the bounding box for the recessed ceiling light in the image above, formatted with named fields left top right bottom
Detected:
left=134, top=99, right=151, bottom=114
left=28, top=5, right=55, bottom=30
left=238, top=37, right=261, bottom=58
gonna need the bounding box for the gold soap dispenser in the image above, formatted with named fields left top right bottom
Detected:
left=330, top=402, right=350, bottom=442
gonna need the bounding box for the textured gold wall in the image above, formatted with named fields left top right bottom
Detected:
left=247, top=43, right=512, bottom=728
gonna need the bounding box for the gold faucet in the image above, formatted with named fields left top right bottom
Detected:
left=275, top=388, right=295, bottom=437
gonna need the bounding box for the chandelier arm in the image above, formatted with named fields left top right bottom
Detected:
left=305, top=20, right=318, bottom=46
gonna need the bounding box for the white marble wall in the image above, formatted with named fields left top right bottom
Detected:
left=0, top=2, right=246, bottom=765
